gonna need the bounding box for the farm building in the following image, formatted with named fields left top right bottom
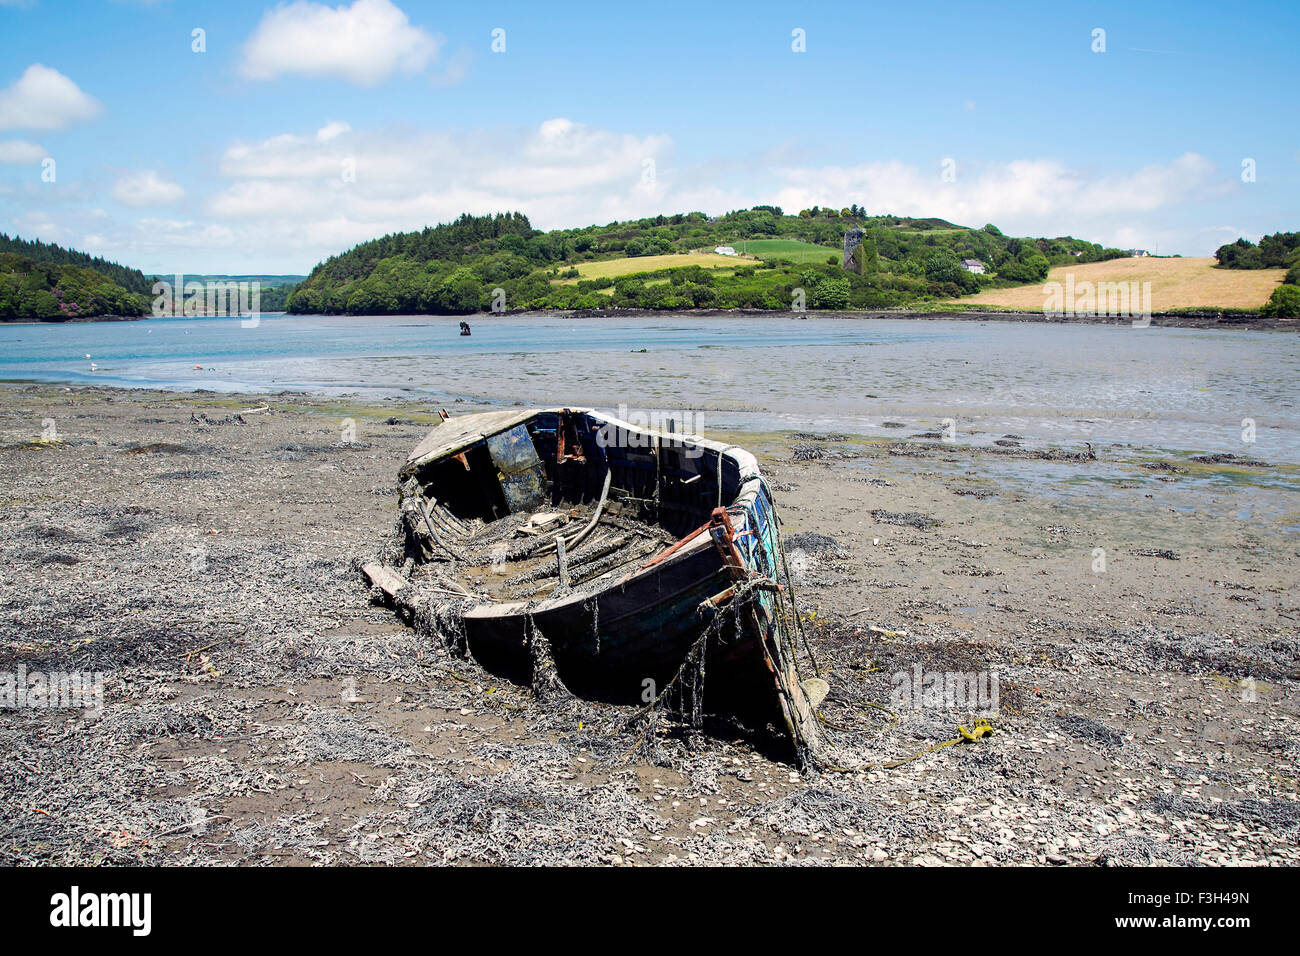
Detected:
left=961, top=258, right=986, bottom=275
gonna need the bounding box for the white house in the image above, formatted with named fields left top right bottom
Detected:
left=714, top=245, right=737, bottom=256
left=960, top=258, right=986, bottom=275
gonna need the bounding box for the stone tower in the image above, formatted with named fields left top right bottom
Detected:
left=842, top=227, right=864, bottom=271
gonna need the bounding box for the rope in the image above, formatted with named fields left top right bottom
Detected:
left=756, top=476, right=820, bottom=677
left=816, top=710, right=995, bottom=772
left=875, top=719, right=995, bottom=769
left=719, top=476, right=820, bottom=679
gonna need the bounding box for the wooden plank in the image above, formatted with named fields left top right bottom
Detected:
left=707, top=507, right=827, bottom=770
left=403, top=408, right=550, bottom=474
left=361, top=562, right=408, bottom=598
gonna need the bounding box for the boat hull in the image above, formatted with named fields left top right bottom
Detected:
left=366, top=405, right=825, bottom=763
left=462, top=537, right=778, bottom=721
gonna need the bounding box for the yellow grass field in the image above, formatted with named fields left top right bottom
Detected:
left=961, top=257, right=1286, bottom=311
left=558, top=252, right=757, bottom=284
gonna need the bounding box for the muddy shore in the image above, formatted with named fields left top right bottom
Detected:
left=1, top=385, right=1296, bottom=866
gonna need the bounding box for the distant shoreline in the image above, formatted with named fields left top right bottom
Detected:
left=2, top=307, right=1294, bottom=332
left=0, top=313, right=149, bottom=325
left=507, top=307, right=1297, bottom=331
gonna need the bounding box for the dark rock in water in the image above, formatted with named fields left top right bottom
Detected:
left=1189, top=453, right=1272, bottom=468
left=790, top=432, right=848, bottom=443
left=792, top=440, right=860, bottom=462
left=994, top=439, right=1021, bottom=447
left=989, top=445, right=1098, bottom=462
left=881, top=421, right=906, bottom=429
left=791, top=443, right=826, bottom=461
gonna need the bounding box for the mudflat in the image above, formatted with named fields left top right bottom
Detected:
left=2, top=385, right=1296, bottom=865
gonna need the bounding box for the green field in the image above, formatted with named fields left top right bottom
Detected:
left=719, top=239, right=842, bottom=264
left=557, top=252, right=755, bottom=283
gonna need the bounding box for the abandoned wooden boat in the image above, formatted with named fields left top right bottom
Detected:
left=362, top=406, right=827, bottom=765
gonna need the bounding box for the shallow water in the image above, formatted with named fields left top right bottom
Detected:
left=872, top=453, right=1300, bottom=516
left=2, top=312, right=1297, bottom=463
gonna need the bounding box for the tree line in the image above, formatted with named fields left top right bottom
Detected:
left=0, top=233, right=152, bottom=295
left=285, top=207, right=1132, bottom=315
left=1215, top=232, right=1300, bottom=317
left=0, top=251, right=150, bottom=320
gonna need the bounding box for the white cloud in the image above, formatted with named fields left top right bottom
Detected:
left=0, top=64, right=101, bottom=131
left=239, top=0, right=441, bottom=86
left=42, top=118, right=678, bottom=271
left=111, top=169, right=184, bottom=207
left=7, top=111, right=1246, bottom=274
left=769, top=152, right=1228, bottom=247
left=208, top=119, right=674, bottom=231
left=316, top=120, right=351, bottom=142
left=0, top=138, right=45, bottom=163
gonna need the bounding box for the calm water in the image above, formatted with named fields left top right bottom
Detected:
left=1, top=313, right=1297, bottom=462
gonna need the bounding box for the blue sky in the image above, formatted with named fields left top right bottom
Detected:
left=1, top=0, right=1296, bottom=273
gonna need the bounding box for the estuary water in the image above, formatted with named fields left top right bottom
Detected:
left=1, top=312, right=1297, bottom=462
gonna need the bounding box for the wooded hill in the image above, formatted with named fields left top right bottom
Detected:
left=0, top=234, right=151, bottom=294
left=285, top=208, right=1131, bottom=315
left=0, top=235, right=151, bottom=320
